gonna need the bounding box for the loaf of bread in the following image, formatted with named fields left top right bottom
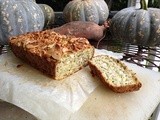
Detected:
left=9, top=30, right=94, bottom=80
left=88, top=55, right=142, bottom=93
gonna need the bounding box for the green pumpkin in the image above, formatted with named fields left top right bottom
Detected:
left=38, top=4, right=55, bottom=29
left=0, top=0, right=45, bottom=45
left=110, top=0, right=160, bottom=46
left=63, top=0, right=109, bottom=24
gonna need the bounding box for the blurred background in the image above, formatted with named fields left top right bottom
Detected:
left=35, top=0, right=160, bottom=11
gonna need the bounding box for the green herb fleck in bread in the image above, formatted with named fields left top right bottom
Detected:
left=88, top=55, right=142, bottom=93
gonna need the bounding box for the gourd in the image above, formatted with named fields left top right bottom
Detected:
left=63, top=0, right=109, bottom=24
left=0, top=0, right=45, bottom=45
left=110, top=0, right=160, bottom=46
left=38, top=4, right=55, bottom=29
left=25, top=0, right=55, bottom=28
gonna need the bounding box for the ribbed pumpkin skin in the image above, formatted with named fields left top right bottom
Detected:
left=38, top=4, right=55, bottom=29
left=63, top=0, right=109, bottom=24
left=110, top=7, right=160, bottom=46
left=0, top=0, right=44, bottom=45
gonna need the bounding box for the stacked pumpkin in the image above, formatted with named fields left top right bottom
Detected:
left=0, top=0, right=55, bottom=45
left=110, top=0, right=160, bottom=46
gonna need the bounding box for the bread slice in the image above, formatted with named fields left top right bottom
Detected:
left=88, top=55, right=142, bottom=93
left=9, top=30, right=94, bottom=80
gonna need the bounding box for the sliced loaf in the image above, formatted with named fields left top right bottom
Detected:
left=9, top=30, right=94, bottom=80
left=88, top=55, right=142, bottom=93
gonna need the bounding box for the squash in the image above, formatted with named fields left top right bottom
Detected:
left=0, top=0, right=44, bottom=45
left=25, top=0, right=55, bottom=28
left=63, top=0, right=109, bottom=24
left=110, top=0, right=160, bottom=46
left=38, top=4, right=55, bottom=29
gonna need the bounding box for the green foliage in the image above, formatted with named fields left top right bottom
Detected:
left=38, top=0, right=159, bottom=11
left=110, top=0, right=128, bottom=10
left=148, top=0, right=160, bottom=7
left=52, top=0, right=71, bottom=11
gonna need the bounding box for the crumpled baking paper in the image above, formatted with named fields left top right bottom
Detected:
left=0, top=49, right=136, bottom=120
left=0, top=49, right=160, bottom=120
left=0, top=49, right=122, bottom=112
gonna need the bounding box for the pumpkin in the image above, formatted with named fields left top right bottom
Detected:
left=25, top=0, right=55, bottom=28
left=0, top=0, right=45, bottom=45
left=38, top=4, right=55, bottom=29
left=63, top=0, right=109, bottom=24
left=110, top=0, right=160, bottom=46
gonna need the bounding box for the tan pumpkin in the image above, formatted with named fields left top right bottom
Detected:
left=38, top=4, right=55, bottom=28
left=63, top=0, right=109, bottom=24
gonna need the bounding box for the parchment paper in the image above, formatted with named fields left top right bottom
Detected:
left=0, top=49, right=160, bottom=120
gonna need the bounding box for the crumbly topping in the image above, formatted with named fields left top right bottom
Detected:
left=10, top=30, right=92, bottom=60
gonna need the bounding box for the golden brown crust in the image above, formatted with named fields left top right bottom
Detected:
left=9, top=30, right=94, bottom=80
left=88, top=55, right=142, bottom=93
left=10, top=43, right=57, bottom=78
left=10, top=30, right=92, bottom=60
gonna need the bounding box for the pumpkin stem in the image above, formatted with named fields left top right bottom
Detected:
left=140, top=0, right=148, bottom=10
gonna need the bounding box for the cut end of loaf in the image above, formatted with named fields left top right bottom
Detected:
left=88, top=55, right=142, bottom=93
